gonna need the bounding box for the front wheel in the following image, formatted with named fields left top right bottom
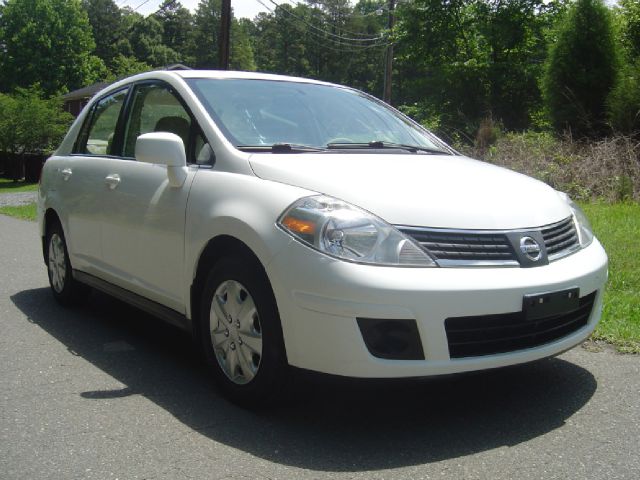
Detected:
left=200, top=255, right=288, bottom=407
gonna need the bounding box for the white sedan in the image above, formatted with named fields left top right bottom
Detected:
left=38, top=70, right=608, bottom=406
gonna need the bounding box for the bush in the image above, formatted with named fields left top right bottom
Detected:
left=468, top=132, right=640, bottom=202
left=0, top=87, right=72, bottom=156
left=0, top=87, right=73, bottom=181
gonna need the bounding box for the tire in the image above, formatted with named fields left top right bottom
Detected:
left=200, top=255, right=288, bottom=407
left=46, top=221, right=91, bottom=306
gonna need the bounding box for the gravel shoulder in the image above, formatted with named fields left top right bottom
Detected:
left=0, top=191, right=37, bottom=207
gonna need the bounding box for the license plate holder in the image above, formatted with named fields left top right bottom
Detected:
left=523, top=287, right=580, bottom=321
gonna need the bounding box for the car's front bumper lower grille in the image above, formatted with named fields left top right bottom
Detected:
left=444, top=291, right=596, bottom=358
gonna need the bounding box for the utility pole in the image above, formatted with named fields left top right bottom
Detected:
left=383, top=0, right=396, bottom=104
left=219, top=0, right=232, bottom=70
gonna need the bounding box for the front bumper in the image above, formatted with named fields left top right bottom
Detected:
left=267, top=236, right=608, bottom=378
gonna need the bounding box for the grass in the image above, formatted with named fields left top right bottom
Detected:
left=583, top=203, right=640, bottom=353
left=0, top=178, right=38, bottom=193
left=0, top=196, right=637, bottom=352
left=0, top=203, right=37, bottom=221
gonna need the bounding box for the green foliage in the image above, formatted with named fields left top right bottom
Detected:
left=1, top=0, right=637, bottom=139
left=154, top=0, right=196, bottom=65
left=0, top=87, right=73, bottom=155
left=618, top=0, right=640, bottom=59
left=249, top=0, right=385, bottom=87
left=106, top=55, right=152, bottom=82
left=608, top=59, right=640, bottom=134
left=396, top=0, right=559, bottom=139
left=543, top=0, right=619, bottom=137
left=0, top=0, right=105, bottom=95
left=130, top=16, right=181, bottom=67
left=193, top=0, right=222, bottom=68
left=83, top=0, right=125, bottom=69
left=231, top=20, right=257, bottom=71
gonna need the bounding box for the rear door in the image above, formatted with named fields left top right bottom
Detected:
left=63, top=87, right=129, bottom=275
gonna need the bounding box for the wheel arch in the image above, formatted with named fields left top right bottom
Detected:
left=42, top=208, right=62, bottom=264
left=190, top=234, right=278, bottom=345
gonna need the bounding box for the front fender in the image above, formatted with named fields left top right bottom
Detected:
left=184, top=170, right=313, bottom=319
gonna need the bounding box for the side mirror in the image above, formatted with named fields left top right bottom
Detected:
left=136, top=132, right=188, bottom=187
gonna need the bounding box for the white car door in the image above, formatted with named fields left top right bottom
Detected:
left=61, top=87, right=129, bottom=275
left=96, top=82, right=203, bottom=312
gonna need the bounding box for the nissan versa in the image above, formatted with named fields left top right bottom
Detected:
left=38, top=70, right=608, bottom=406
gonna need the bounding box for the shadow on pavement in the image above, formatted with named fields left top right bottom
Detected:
left=12, top=287, right=597, bottom=472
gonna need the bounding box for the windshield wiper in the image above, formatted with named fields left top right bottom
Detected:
left=326, top=141, right=448, bottom=154
left=237, top=143, right=327, bottom=153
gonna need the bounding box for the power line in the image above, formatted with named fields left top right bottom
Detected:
left=255, top=0, right=389, bottom=50
left=256, top=0, right=389, bottom=51
left=273, top=0, right=385, bottom=40
left=131, top=0, right=153, bottom=13
left=305, top=0, right=387, bottom=19
left=266, top=0, right=384, bottom=42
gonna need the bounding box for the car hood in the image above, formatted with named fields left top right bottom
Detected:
left=249, top=153, right=572, bottom=229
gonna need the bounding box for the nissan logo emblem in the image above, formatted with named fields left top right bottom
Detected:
left=520, top=236, right=542, bottom=261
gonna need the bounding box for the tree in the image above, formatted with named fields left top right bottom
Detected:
left=231, top=19, right=257, bottom=71
left=106, top=55, right=152, bottom=81
left=618, top=0, right=640, bottom=59
left=130, top=16, right=181, bottom=67
left=542, top=0, right=619, bottom=137
left=607, top=0, right=640, bottom=135
left=154, top=0, right=196, bottom=65
left=0, top=0, right=106, bottom=95
left=0, top=87, right=73, bottom=180
left=193, top=0, right=222, bottom=68
left=82, top=0, right=124, bottom=69
left=395, top=0, right=490, bottom=138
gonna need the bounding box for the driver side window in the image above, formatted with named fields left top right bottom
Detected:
left=123, top=83, right=199, bottom=162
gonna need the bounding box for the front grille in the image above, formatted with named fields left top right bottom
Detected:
left=444, top=292, right=596, bottom=358
left=397, top=216, right=581, bottom=267
left=542, top=217, right=580, bottom=259
left=397, top=229, right=517, bottom=265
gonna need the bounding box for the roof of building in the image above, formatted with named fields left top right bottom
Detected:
left=62, top=82, right=110, bottom=102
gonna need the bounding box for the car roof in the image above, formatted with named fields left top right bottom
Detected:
left=172, top=69, right=335, bottom=86
left=100, top=70, right=343, bottom=102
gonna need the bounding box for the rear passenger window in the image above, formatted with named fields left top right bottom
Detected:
left=77, top=89, right=128, bottom=155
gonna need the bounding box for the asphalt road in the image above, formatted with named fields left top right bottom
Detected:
left=1, top=214, right=638, bottom=480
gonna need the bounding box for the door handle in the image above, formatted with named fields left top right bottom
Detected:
left=105, top=174, right=121, bottom=189
left=61, top=168, right=72, bottom=181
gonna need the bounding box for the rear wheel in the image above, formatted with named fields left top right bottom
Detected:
left=200, top=255, right=288, bottom=407
left=46, top=222, right=90, bottom=306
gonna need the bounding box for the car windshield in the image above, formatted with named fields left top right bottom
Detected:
left=185, top=78, right=449, bottom=153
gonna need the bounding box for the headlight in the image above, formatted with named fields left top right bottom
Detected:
left=278, top=195, right=437, bottom=267
left=558, top=192, right=594, bottom=247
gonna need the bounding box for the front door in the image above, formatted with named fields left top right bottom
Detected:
left=97, top=82, right=200, bottom=312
